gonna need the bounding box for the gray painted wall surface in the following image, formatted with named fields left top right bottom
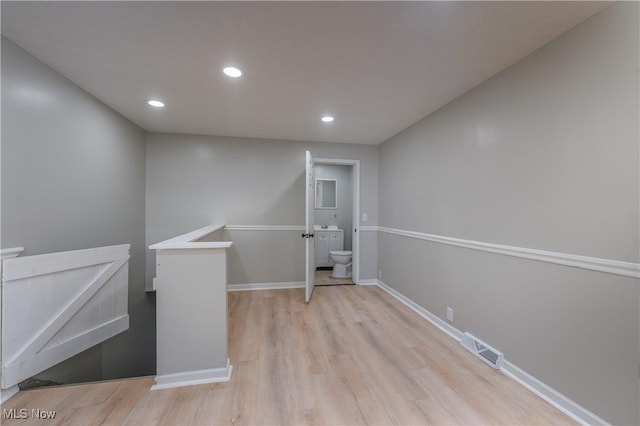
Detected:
left=224, top=230, right=304, bottom=285
left=315, top=164, right=353, bottom=250
left=1, top=38, right=155, bottom=384
left=156, top=248, right=228, bottom=376
left=146, top=133, right=378, bottom=286
left=378, top=4, right=638, bottom=425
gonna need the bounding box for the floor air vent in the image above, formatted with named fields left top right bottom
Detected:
left=460, top=332, right=504, bottom=369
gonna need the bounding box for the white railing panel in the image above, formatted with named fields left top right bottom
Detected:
left=1, top=245, right=130, bottom=389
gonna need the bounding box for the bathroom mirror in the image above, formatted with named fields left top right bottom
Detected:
left=315, top=179, right=337, bottom=209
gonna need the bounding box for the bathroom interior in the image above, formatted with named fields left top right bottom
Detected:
left=314, top=164, right=354, bottom=285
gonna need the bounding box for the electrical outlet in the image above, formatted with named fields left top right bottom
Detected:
left=362, top=213, right=368, bottom=222
left=378, top=270, right=382, bottom=279
left=447, top=307, right=454, bottom=322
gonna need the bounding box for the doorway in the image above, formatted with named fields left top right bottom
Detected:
left=313, top=158, right=360, bottom=287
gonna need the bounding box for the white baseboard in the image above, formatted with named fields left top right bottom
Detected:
left=229, top=280, right=380, bottom=290
left=376, top=280, right=461, bottom=341
left=151, top=359, right=233, bottom=391
left=375, top=279, right=608, bottom=426
left=502, top=361, right=608, bottom=426
left=228, top=281, right=305, bottom=291
left=1, top=385, right=19, bottom=404
left=357, top=279, right=380, bottom=286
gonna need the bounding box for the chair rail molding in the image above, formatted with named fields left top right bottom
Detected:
left=376, top=226, right=639, bottom=279
left=224, top=225, right=305, bottom=231
left=0, top=247, right=24, bottom=259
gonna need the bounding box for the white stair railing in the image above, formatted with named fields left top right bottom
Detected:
left=1, top=244, right=130, bottom=391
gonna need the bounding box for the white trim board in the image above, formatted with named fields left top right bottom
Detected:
left=501, top=361, right=609, bottom=426
left=149, top=224, right=232, bottom=250
left=313, top=158, right=359, bottom=166
left=228, top=281, right=305, bottom=291
left=3, top=244, right=129, bottom=281
left=376, top=280, right=461, bottom=341
left=357, top=279, right=380, bottom=286
left=376, top=226, right=639, bottom=279
left=359, top=226, right=378, bottom=232
left=0, top=247, right=24, bottom=260
left=1, top=385, right=19, bottom=404
left=151, top=359, right=233, bottom=391
left=225, top=225, right=305, bottom=231
left=375, top=279, right=609, bottom=426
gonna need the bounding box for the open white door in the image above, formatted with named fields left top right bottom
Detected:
left=304, top=150, right=315, bottom=302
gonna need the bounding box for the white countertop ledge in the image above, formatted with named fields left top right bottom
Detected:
left=149, top=224, right=233, bottom=250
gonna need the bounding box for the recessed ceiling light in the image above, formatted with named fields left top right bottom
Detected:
left=223, top=67, right=242, bottom=78
left=147, top=100, right=165, bottom=108
left=321, top=116, right=334, bottom=123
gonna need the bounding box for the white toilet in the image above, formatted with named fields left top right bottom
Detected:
left=330, top=250, right=352, bottom=278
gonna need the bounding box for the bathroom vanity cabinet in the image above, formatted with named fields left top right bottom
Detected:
left=315, top=229, right=344, bottom=267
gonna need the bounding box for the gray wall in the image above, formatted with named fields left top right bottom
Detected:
left=315, top=164, right=353, bottom=250
left=146, top=133, right=378, bottom=286
left=378, top=4, right=639, bottom=424
left=1, top=37, right=155, bottom=384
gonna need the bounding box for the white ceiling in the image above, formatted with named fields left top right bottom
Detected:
left=1, top=1, right=609, bottom=145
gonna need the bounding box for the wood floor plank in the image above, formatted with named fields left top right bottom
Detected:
left=189, top=386, right=230, bottom=425
left=331, top=353, right=395, bottom=425
left=62, top=379, right=150, bottom=425
left=312, top=372, right=367, bottom=425
left=122, top=383, right=177, bottom=425
left=1, top=286, right=576, bottom=425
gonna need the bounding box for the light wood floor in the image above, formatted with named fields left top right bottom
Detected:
left=315, top=269, right=354, bottom=286
left=2, top=286, right=574, bottom=425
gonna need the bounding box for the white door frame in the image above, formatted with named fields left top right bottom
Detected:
left=313, top=158, right=361, bottom=285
